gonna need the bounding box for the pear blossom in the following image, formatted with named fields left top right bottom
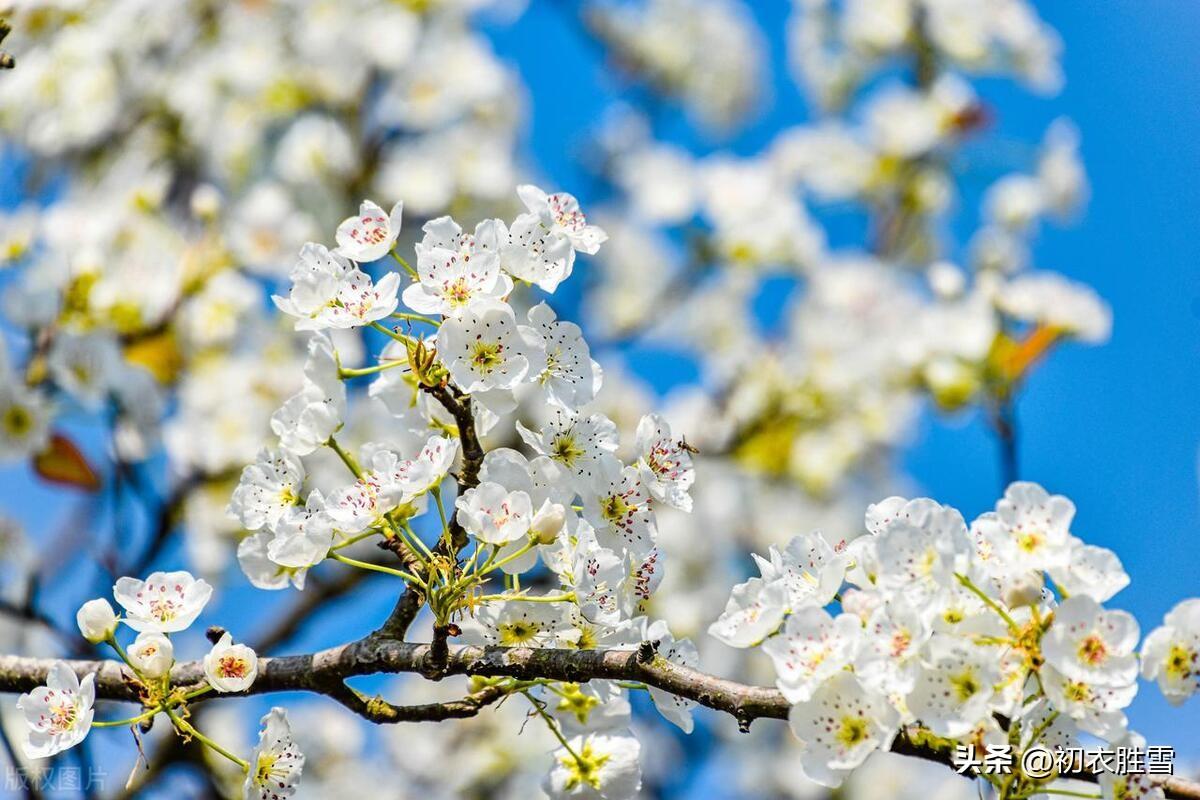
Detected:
left=762, top=606, right=863, bottom=703
left=456, top=481, right=534, bottom=546
left=204, top=633, right=259, bottom=693
left=787, top=673, right=898, bottom=787
left=1042, top=596, right=1139, bottom=688
left=1140, top=598, right=1200, bottom=705
left=753, top=531, right=847, bottom=611
left=502, top=185, right=606, bottom=293
left=268, top=491, right=335, bottom=568
left=970, top=481, right=1075, bottom=574
left=907, top=635, right=1001, bottom=738
left=872, top=498, right=969, bottom=607
left=228, top=448, right=306, bottom=532
left=436, top=301, right=542, bottom=394
left=464, top=600, right=575, bottom=648
left=127, top=632, right=174, bottom=679
left=270, top=334, right=346, bottom=456
left=526, top=302, right=601, bottom=411
left=238, top=532, right=308, bottom=592
left=581, top=456, right=657, bottom=556
left=998, top=272, right=1112, bottom=343
left=17, top=662, right=95, bottom=759
left=244, top=708, right=305, bottom=800
left=641, top=621, right=699, bottom=733
left=1048, top=539, right=1129, bottom=602
left=76, top=598, right=118, bottom=644
left=0, top=381, right=52, bottom=461
left=708, top=577, right=788, bottom=648
left=543, top=730, right=640, bottom=800
left=633, top=413, right=695, bottom=512
left=334, top=199, right=403, bottom=263
left=1041, top=664, right=1134, bottom=739
left=114, top=570, right=213, bottom=633
left=854, top=598, right=930, bottom=694
left=273, top=242, right=400, bottom=331
left=402, top=216, right=510, bottom=317
left=517, top=411, right=619, bottom=481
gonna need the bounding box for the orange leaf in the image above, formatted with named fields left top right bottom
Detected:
left=33, top=433, right=102, bottom=492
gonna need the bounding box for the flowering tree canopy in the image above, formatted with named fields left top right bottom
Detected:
left=0, top=2, right=1195, bottom=800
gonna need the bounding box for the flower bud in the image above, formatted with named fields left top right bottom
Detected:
left=531, top=501, right=566, bottom=545
left=75, top=599, right=118, bottom=644
left=128, top=632, right=174, bottom=679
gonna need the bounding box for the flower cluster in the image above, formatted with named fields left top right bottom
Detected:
left=711, top=481, right=1199, bottom=796
left=223, top=185, right=701, bottom=797
left=19, top=570, right=303, bottom=799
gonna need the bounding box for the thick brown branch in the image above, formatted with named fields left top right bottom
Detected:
left=1, top=643, right=1197, bottom=798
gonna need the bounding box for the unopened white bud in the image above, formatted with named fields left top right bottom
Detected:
left=75, top=599, right=118, bottom=644
left=531, top=501, right=566, bottom=545
left=128, top=632, right=174, bottom=679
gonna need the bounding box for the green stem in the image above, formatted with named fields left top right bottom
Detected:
left=522, top=691, right=583, bottom=767
left=326, top=436, right=363, bottom=479
left=339, top=359, right=407, bottom=379
left=331, top=530, right=383, bottom=551
left=331, top=552, right=425, bottom=587
left=390, top=312, right=440, bottom=327
left=369, top=320, right=415, bottom=345
left=431, top=486, right=450, bottom=545
left=955, top=573, right=1020, bottom=633
left=389, top=250, right=419, bottom=279
left=480, top=592, right=575, bottom=604
left=165, top=706, right=249, bottom=772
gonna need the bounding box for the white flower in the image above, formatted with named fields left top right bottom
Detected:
left=17, top=662, right=95, bottom=759
left=1140, top=598, right=1200, bottom=705
left=855, top=598, right=930, bottom=695
left=642, top=620, right=699, bottom=733
left=270, top=334, right=346, bottom=456
left=907, top=635, right=1001, bottom=737
left=872, top=497, right=969, bottom=607
left=271, top=242, right=351, bottom=325
left=463, top=600, right=574, bottom=647
left=997, top=272, right=1112, bottom=343
left=1048, top=538, right=1129, bottom=603
left=238, top=532, right=307, bottom=591
left=113, top=570, right=213, bottom=633
left=273, top=242, right=401, bottom=331
left=75, top=599, right=118, bottom=644
left=204, top=633, right=259, bottom=693
left=543, top=730, right=641, bottom=800
left=525, top=302, right=601, bottom=412
left=499, top=212, right=573, bottom=293
left=517, top=184, right=607, bottom=256
left=1043, top=596, right=1139, bottom=688
left=707, top=577, right=788, bottom=648
left=244, top=708, right=305, bottom=800
left=456, top=481, right=534, bottom=545
left=1041, top=663, right=1134, bottom=739
left=753, top=531, right=847, bottom=611
left=762, top=607, right=863, bottom=703
left=334, top=199, right=403, bottom=263
left=402, top=216, right=510, bottom=317
left=971, top=481, right=1075, bottom=574
left=0, top=382, right=52, bottom=462
left=436, top=301, right=541, bottom=393
left=787, top=673, right=898, bottom=787
left=581, top=456, right=658, bottom=556
left=46, top=332, right=121, bottom=411
left=633, top=413, right=694, bottom=512
left=127, top=632, right=174, bottom=679
left=517, top=411, right=619, bottom=481
left=268, top=491, right=335, bottom=568
left=228, top=448, right=306, bottom=532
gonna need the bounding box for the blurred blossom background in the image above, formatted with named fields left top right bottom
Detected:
left=0, top=0, right=1197, bottom=797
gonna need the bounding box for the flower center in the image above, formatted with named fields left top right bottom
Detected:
left=836, top=716, right=870, bottom=748
left=1078, top=634, right=1108, bottom=666
left=470, top=341, right=502, bottom=372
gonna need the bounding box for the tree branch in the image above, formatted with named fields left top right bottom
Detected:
left=0, top=642, right=1196, bottom=799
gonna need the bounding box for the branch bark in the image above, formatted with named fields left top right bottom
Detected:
left=0, top=642, right=1196, bottom=799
